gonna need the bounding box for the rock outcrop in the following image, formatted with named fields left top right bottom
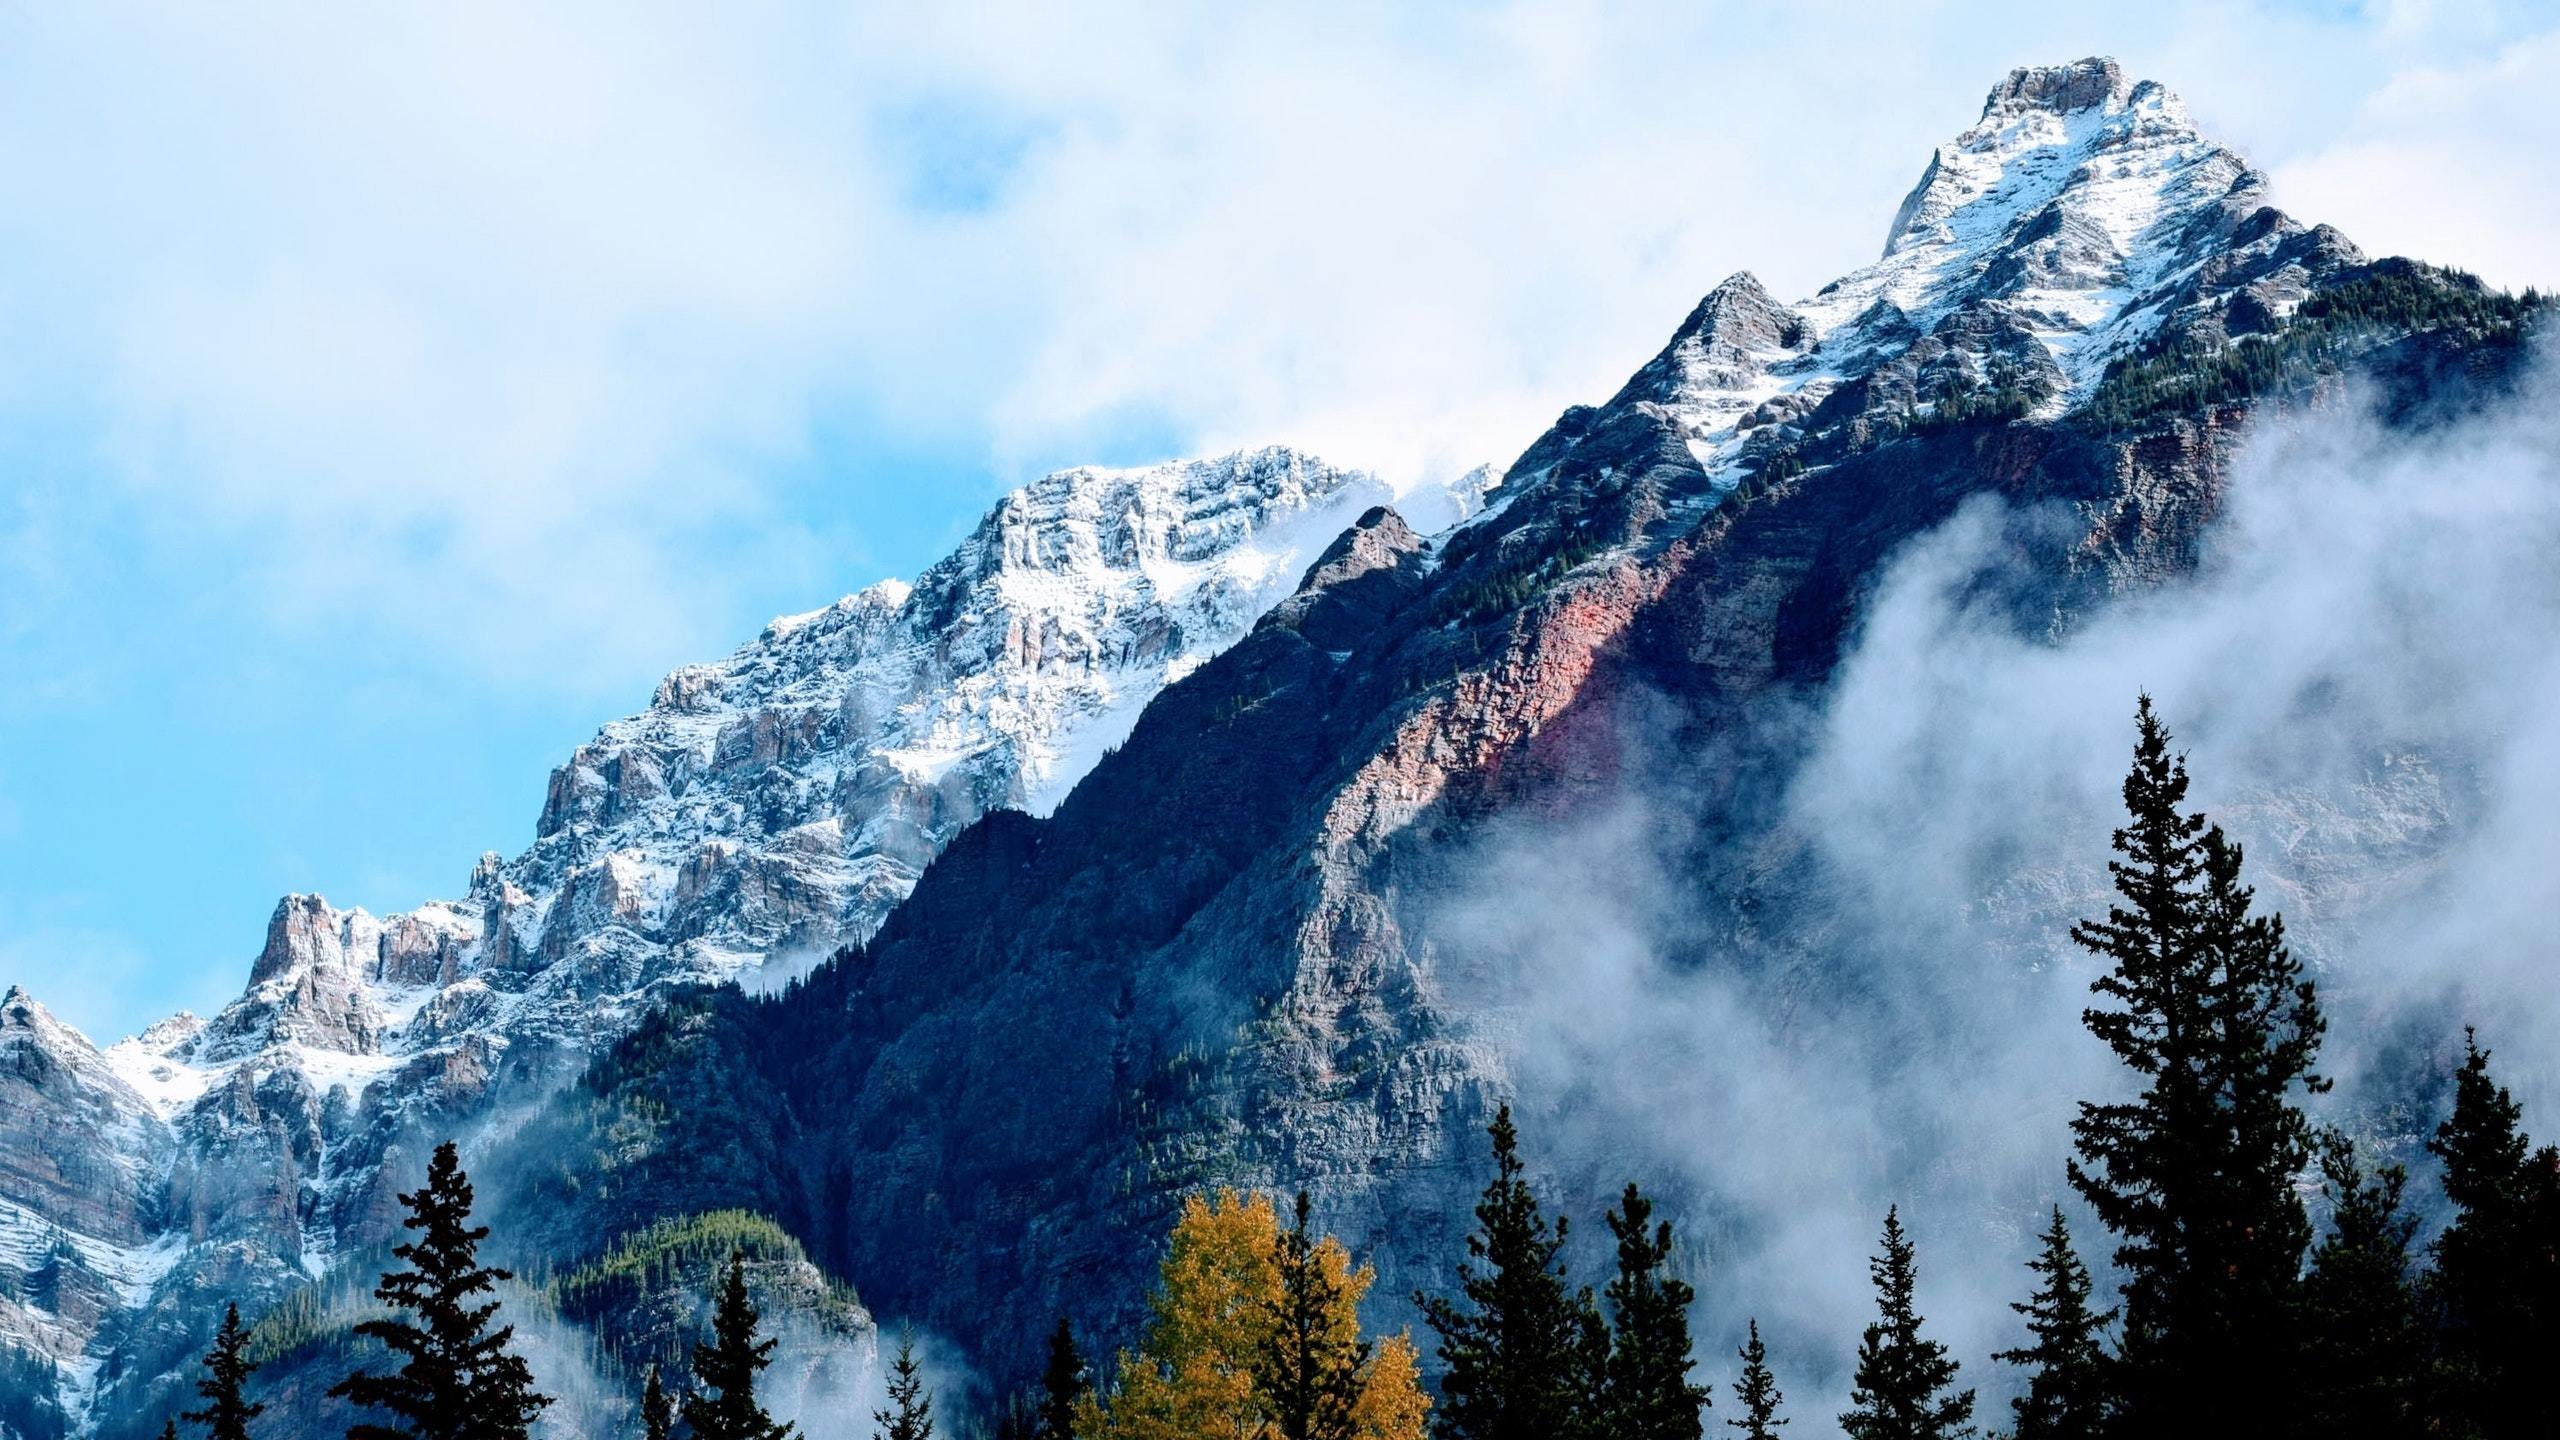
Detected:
left=0, top=55, right=2542, bottom=1435
left=2, top=448, right=1488, bottom=1433
left=486, top=58, right=2541, bottom=1387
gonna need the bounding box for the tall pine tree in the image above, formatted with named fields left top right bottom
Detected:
left=1417, top=1106, right=1598, bottom=1440
left=685, top=1252, right=795, bottom=1440
left=2066, top=698, right=2326, bottom=1433
left=1038, top=1317, right=1083, bottom=1440
left=640, top=1364, right=675, bottom=1440
left=1726, top=1321, right=1785, bottom=1439
left=1838, top=1208, right=1973, bottom=1440
left=1260, top=1191, right=1367, bottom=1440
left=1600, top=1184, right=1706, bottom=1440
left=332, top=1141, right=551, bottom=1440
left=2425, top=1031, right=2560, bottom=1437
left=1991, top=1209, right=2109, bottom=1440
left=184, top=1303, right=264, bottom=1440
left=874, top=1331, right=934, bottom=1440
left=2294, top=1141, right=2425, bottom=1440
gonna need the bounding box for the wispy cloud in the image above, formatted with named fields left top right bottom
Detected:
left=1432, top=349, right=2560, bottom=1426
left=3, top=1, right=2553, bottom=690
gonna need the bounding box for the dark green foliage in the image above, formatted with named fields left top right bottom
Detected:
left=986, top=1394, right=1040, bottom=1440
left=1599, top=1184, right=1707, bottom=1440
left=1991, top=1209, right=2110, bottom=1440
left=184, top=1305, right=265, bottom=1440
left=2080, top=263, right=2540, bottom=431
left=640, top=1365, right=675, bottom=1440
left=874, top=1332, right=935, bottom=1440
left=333, top=1141, right=552, bottom=1440
left=2295, top=1142, right=2425, bottom=1440
left=1260, top=1191, right=1367, bottom=1440
left=1426, top=536, right=1607, bottom=628
left=2424, top=1032, right=2560, bottom=1438
left=1038, top=1317, right=1084, bottom=1440
left=549, top=1209, right=859, bottom=1382
left=0, top=1345, right=71, bottom=1440
left=684, top=1252, right=794, bottom=1440
left=159, top=1422, right=177, bottom=1440
left=1418, top=1105, right=1600, bottom=1440
left=1754, top=448, right=1806, bottom=487
left=506, top=987, right=804, bottom=1267
left=1838, top=1209, right=1973, bottom=1440
left=2066, top=697, right=2327, bottom=1433
left=1907, top=360, right=2046, bottom=433
left=1725, top=1321, right=1785, bottom=1440
left=25, top=1233, right=69, bottom=1313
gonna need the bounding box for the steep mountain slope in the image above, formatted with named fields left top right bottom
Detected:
left=0, top=448, right=1486, bottom=1433
left=504, top=56, right=2544, bottom=1387
left=1, top=53, right=2544, bottom=1434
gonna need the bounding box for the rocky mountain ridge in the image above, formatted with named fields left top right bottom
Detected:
left=0, top=55, right=2542, bottom=1437
left=482, top=54, right=2539, bottom=1395
left=0, top=447, right=1485, bottom=1433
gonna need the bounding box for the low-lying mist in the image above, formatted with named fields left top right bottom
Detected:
left=512, top=1299, right=968, bottom=1440
left=1434, top=351, right=2560, bottom=1429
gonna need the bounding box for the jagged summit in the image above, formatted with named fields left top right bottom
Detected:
left=0, top=441, right=1493, bottom=1434
left=1536, top=55, right=2359, bottom=494
left=0, top=53, right=2509, bottom=1438
left=1978, top=55, right=2132, bottom=122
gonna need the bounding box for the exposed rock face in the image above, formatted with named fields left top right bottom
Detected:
left=485, top=58, right=2541, bottom=1388
left=3, top=448, right=1487, bottom=1434
left=0, top=53, right=2541, bottom=1434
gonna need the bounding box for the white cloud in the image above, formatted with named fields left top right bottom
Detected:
left=2272, top=28, right=2560, bottom=292
left=1431, top=347, right=2560, bottom=1422
left=1, top=1, right=2554, bottom=698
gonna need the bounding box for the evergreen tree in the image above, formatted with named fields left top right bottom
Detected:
left=988, top=1395, right=1039, bottom=1440
left=2294, top=1141, right=2424, bottom=1440
left=874, top=1332, right=935, bottom=1440
left=184, top=1304, right=264, bottom=1440
left=1725, top=1321, right=1785, bottom=1440
left=1261, top=1192, right=1368, bottom=1440
left=2066, top=698, right=2327, bottom=1432
left=640, top=1364, right=675, bottom=1440
left=2425, top=1031, right=2560, bottom=1437
left=1417, top=1106, right=1597, bottom=1440
left=1838, top=1209, right=1973, bottom=1440
left=685, top=1252, right=795, bottom=1440
left=1600, top=1184, right=1707, bottom=1440
left=1991, top=1209, right=2110, bottom=1440
left=332, top=1141, right=551, bottom=1440
left=1037, top=1317, right=1083, bottom=1440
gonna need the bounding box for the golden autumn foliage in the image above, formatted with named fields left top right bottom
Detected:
left=1077, top=1190, right=1429, bottom=1440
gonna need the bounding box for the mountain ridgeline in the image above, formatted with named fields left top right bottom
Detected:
left=1, top=55, right=2550, bottom=1437
left=496, top=52, right=2543, bottom=1393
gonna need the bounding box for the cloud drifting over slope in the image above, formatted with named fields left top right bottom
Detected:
left=1443, top=349, right=2560, bottom=1423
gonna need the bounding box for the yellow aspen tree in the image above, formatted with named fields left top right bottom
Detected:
left=1352, top=1332, right=1430, bottom=1440
left=1083, top=1190, right=1283, bottom=1440
left=1080, top=1189, right=1429, bottom=1440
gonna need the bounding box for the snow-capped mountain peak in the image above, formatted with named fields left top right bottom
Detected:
left=3, top=441, right=1497, bottom=1431
left=1598, top=56, right=2355, bottom=487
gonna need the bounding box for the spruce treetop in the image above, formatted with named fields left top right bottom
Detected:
left=331, top=1140, right=552, bottom=1440
left=685, top=1250, right=795, bottom=1440
left=1840, top=1208, right=1974, bottom=1440
left=184, top=1303, right=265, bottom=1440
left=1726, top=1320, right=1786, bottom=1440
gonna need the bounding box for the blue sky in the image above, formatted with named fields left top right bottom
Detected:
left=4, top=0, right=2556, bottom=1042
